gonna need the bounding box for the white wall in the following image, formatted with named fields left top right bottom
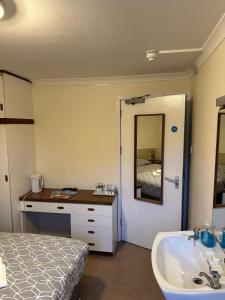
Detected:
left=32, top=80, right=191, bottom=189
left=189, top=39, right=225, bottom=228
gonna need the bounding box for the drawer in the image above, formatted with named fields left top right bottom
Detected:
left=20, top=201, right=71, bottom=214
left=71, top=225, right=112, bottom=240
left=70, top=204, right=112, bottom=217
left=71, top=214, right=112, bottom=227
left=75, top=237, right=113, bottom=252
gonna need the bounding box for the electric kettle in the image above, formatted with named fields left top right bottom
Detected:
left=31, top=174, right=44, bottom=193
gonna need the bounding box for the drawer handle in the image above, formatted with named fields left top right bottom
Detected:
left=88, top=231, right=95, bottom=234
left=26, top=204, right=32, bottom=208
left=57, top=206, right=64, bottom=209
left=88, top=208, right=95, bottom=211
left=88, top=243, right=95, bottom=246
left=88, top=219, right=95, bottom=222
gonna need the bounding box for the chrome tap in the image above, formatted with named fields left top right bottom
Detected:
left=188, top=227, right=200, bottom=242
left=199, top=271, right=221, bottom=289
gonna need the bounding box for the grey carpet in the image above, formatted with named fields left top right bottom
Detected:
left=79, top=242, right=165, bottom=300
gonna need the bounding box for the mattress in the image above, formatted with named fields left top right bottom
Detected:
left=0, top=233, right=88, bottom=300
left=137, top=163, right=161, bottom=198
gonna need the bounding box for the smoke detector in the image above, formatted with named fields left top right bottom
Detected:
left=146, top=48, right=203, bottom=63
left=146, top=50, right=159, bottom=62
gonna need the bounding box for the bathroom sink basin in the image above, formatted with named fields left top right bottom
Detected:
left=152, top=231, right=225, bottom=300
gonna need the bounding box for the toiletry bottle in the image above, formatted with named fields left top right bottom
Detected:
left=201, top=224, right=216, bottom=248
left=221, top=227, right=225, bottom=248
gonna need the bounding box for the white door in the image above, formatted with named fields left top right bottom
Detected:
left=0, top=75, right=5, bottom=118
left=121, top=94, right=185, bottom=249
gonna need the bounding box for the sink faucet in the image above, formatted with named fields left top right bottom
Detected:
left=199, top=259, right=221, bottom=289
left=199, top=271, right=221, bottom=289
left=188, top=227, right=200, bottom=242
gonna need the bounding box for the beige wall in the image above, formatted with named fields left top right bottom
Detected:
left=189, top=39, right=225, bottom=228
left=32, top=40, right=225, bottom=228
left=32, top=80, right=190, bottom=189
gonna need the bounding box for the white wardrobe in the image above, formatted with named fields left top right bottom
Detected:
left=0, top=72, right=35, bottom=232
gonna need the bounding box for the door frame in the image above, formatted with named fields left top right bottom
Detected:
left=117, top=94, right=192, bottom=241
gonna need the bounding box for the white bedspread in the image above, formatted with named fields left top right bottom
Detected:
left=137, top=163, right=161, bottom=198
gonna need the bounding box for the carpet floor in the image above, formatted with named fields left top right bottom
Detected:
left=79, top=242, right=165, bottom=300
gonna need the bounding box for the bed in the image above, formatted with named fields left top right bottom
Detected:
left=0, top=233, right=88, bottom=300
left=137, top=160, right=162, bottom=199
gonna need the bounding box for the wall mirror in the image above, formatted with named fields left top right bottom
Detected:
left=213, top=112, right=225, bottom=230
left=213, top=112, right=225, bottom=208
left=134, top=114, right=165, bottom=204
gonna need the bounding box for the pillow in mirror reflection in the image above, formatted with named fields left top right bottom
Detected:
left=137, top=159, right=151, bottom=167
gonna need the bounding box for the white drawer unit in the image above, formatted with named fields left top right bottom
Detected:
left=71, top=214, right=112, bottom=227
left=20, top=201, right=71, bottom=214
left=70, top=203, right=112, bottom=216
left=20, top=189, right=118, bottom=254
left=71, top=200, right=117, bottom=253
left=79, top=237, right=113, bottom=253
left=71, top=225, right=112, bottom=240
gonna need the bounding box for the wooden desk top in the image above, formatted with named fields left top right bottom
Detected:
left=19, top=188, right=115, bottom=206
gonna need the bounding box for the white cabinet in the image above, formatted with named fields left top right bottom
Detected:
left=70, top=201, right=117, bottom=253
left=0, top=73, right=33, bottom=118
left=20, top=197, right=118, bottom=253
left=0, top=72, right=35, bottom=232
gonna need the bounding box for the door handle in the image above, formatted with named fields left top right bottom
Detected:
left=165, top=176, right=179, bottom=189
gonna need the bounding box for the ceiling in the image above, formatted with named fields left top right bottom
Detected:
left=0, top=0, right=225, bottom=80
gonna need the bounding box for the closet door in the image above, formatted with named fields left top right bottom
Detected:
left=6, top=125, right=35, bottom=232
left=0, top=75, right=5, bottom=118
left=0, top=125, right=12, bottom=232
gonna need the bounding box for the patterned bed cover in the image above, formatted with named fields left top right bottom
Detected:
left=0, top=233, right=88, bottom=300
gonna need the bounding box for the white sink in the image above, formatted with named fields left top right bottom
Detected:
left=152, top=231, right=225, bottom=300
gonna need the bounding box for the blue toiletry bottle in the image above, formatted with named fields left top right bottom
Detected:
left=200, top=224, right=216, bottom=248
left=221, top=227, right=225, bottom=248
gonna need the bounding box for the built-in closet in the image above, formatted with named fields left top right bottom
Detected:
left=0, top=71, right=35, bottom=232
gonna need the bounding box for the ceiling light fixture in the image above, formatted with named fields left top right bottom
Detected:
left=146, top=48, right=203, bottom=63
left=0, top=1, right=5, bottom=19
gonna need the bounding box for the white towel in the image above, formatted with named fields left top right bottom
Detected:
left=0, top=258, right=7, bottom=289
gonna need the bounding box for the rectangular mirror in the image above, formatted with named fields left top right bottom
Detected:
left=213, top=112, right=225, bottom=231
left=134, top=114, right=165, bottom=204
left=213, top=112, right=225, bottom=208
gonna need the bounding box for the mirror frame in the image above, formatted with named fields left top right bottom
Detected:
left=213, top=112, right=225, bottom=208
left=134, top=113, right=165, bottom=205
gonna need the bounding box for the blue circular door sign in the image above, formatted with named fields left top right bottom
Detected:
left=171, top=125, right=178, bottom=133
